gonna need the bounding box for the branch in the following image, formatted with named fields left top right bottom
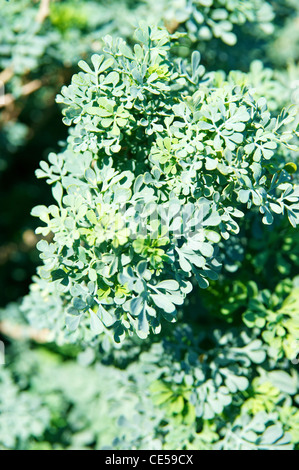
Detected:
left=36, top=0, right=51, bottom=24
left=164, top=19, right=180, bottom=34
left=0, top=68, right=14, bottom=85
left=0, top=79, right=42, bottom=108
left=0, top=320, right=52, bottom=343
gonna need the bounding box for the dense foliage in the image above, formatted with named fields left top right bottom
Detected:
left=0, top=0, right=298, bottom=451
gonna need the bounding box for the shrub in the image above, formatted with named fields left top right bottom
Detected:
left=0, top=0, right=298, bottom=451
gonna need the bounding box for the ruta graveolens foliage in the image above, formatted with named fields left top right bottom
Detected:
left=31, top=23, right=299, bottom=344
